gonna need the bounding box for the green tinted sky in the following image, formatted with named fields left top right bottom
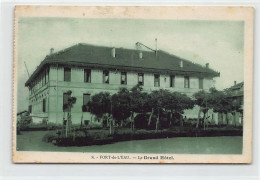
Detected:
left=17, top=18, right=244, bottom=112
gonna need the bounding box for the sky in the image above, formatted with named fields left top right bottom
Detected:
left=17, top=17, right=244, bottom=112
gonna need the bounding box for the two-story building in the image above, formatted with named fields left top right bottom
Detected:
left=217, top=81, right=244, bottom=126
left=25, top=43, right=220, bottom=124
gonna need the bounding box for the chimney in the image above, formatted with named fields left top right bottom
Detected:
left=234, top=81, right=237, bottom=85
left=206, top=63, right=209, bottom=68
left=139, top=51, right=143, bottom=59
left=136, top=42, right=142, bottom=59
left=50, top=48, right=54, bottom=55
left=180, top=60, right=183, bottom=68
left=111, top=47, right=116, bottom=58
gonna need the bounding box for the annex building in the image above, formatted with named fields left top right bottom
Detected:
left=25, top=43, right=220, bottom=124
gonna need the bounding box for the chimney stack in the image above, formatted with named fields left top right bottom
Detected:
left=136, top=42, right=143, bottom=59
left=206, top=63, right=209, bottom=68
left=234, top=81, right=237, bottom=85
left=139, top=51, right=143, bottom=59
left=50, top=48, right=54, bottom=55
left=180, top=60, right=183, bottom=68
left=111, top=47, right=116, bottom=58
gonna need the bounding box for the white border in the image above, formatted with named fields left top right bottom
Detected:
left=1, top=0, right=259, bottom=179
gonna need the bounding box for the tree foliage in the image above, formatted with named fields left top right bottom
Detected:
left=88, top=92, right=112, bottom=118
left=88, top=85, right=195, bottom=130
left=111, top=88, right=131, bottom=124
left=129, top=84, right=150, bottom=113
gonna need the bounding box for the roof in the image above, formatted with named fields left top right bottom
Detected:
left=17, top=110, right=28, bottom=116
left=229, top=82, right=244, bottom=91
left=225, top=82, right=244, bottom=97
left=25, top=43, right=220, bottom=86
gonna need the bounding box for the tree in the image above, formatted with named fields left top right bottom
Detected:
left=149, top=89, right=172, bottom=131
left=207, top=88, right=241, bottom=127
left=88, top=92, right=113, bottom=134
left=17, top=112, right=32, bottom=133
left=224, top=90, right=241, bottom=127
left=167, top=92, right=194, bottom=127
left=111, top=88, right=131, bottom=126
left=62, top=90, right=77, bottom=137
left=149, top=90, right=194, bottom=130
left=129, top=84, right=150, bottom=131
left=193, top=90, right=211, bottom=129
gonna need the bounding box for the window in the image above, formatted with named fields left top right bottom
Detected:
left=138, top=73, right=144, bottom=85
left=199, top=77, right=203, bottom=89
left=63, top=93, right=69, bottom=112
left=42, top=99, right=46, bottom=113
left=184, top=76, right=190, bottom=88
left=170, top=75, right=175, bottom=87
left=28, top=105, right=32, bottom=113
left=84, top=69, right=91, bottom=83
left=64, top=67, right=71, bottom=82
left=83, top=94, right=91, bottom=112
left=154, top=74, right=160, bottom=87
left=121, top=72, right=127, bottom=85
left=103, top=70, right=109, bottom=84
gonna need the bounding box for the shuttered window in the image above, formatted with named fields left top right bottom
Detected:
left=199, top=78, right=203, bottom=89
left=170, top=75, right=175, bottom=87
left=28, top=105, right=32, bottom=113
left=138, top=73, right=144, bottom=85
left=83, top=94, right=91, bottom=112
left=63, top=93, right=69, bottom=112
left=121, top=72, right=127, bottom=85
left=84, top=69, right=91, bottom=83
left=184, top=76, right=190, bottom=88
left=64, top=67, right=71, bottom=82
left=154, top=74, right=160, bottom=87
left=103, top=70, right=109, bottom=84
left=42, top=99, right=46, bottom=113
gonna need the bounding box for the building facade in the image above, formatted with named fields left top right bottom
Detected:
left=218, top=81, right=244, bottom=126
left=25, top=43, right=220, bottom=124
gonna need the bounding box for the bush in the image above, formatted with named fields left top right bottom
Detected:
left=87, top=123, right=103, bottom=130
left=134, top=114, right=149, bottom=129
left=134, top=113, right=157, bottom=129
left=42, top=132, right=58, bottom=143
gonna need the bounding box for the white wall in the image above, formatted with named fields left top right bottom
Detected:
left=33, top=65, right=217, bottom=124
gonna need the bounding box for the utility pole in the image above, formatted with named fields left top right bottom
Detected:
left=63, top=90, right=76, bottom=137
left=24, top=62, right=37, bottom=111
left=24, top=62, right=30, bottom=77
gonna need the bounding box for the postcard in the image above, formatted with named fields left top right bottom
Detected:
left=13, top=6, right=254, bottom=163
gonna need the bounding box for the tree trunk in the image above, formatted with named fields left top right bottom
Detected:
left=109, top=117, right=112, bottom=135
left=203, top=111, right=206, bottom=130
left=233, top=112, right=237, bottom=127
left=219, top=113, right=223, bottom=126
left=169, top=111, right=173, bottom=128
left=106, top=115, right=109, bottom=128
left=206, top=111, right=209, bottom=129
left=180, top=115, right=183, bottom=127
left=225, top=113, right=229, bottom=126
left=222, top=112, right=225, bottom=125
left=80, top=112, right=83, bottom=129
left=133, top=121, right=135, bottom=131
left=148, top=108, right=154, bottom=126
left=196, top=108, right=201, bottom=129
left=155, top=113, right=160, bottom=132
left=130, top=112, right=134, bottom=131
